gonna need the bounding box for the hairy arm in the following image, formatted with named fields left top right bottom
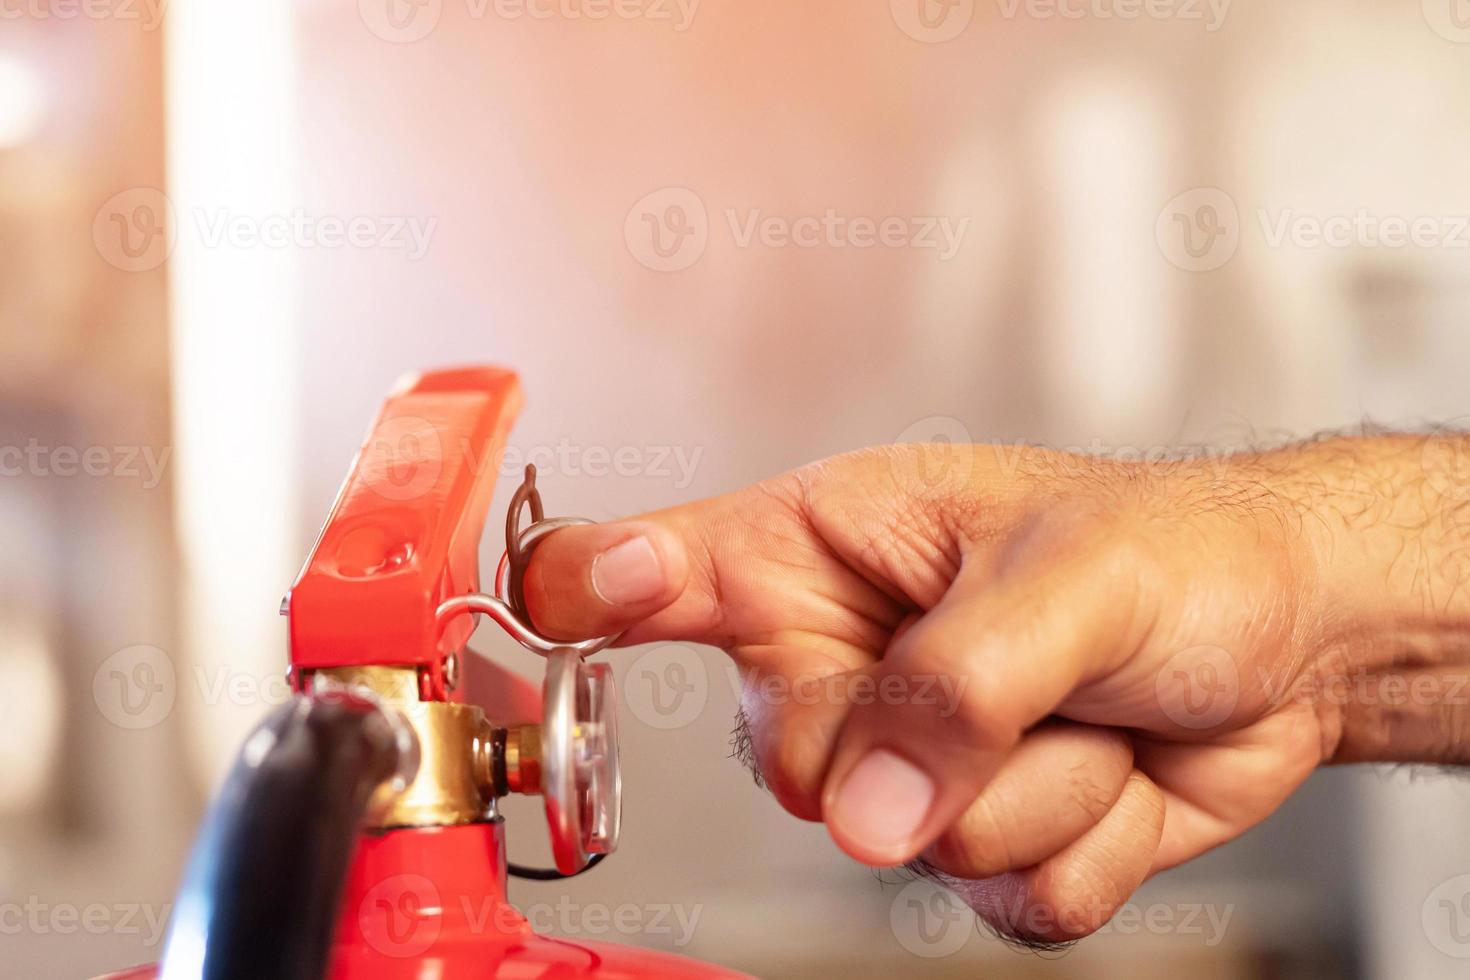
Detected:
left=1247, top=435, right=1470, bottom=764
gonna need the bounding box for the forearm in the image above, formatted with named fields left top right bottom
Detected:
left=1250, top=434, right=1470, bottom=764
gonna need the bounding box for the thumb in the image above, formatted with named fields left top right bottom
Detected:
left=521, top=512, right=707, bottom=643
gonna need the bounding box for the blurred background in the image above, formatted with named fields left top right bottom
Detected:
left=6, top=0, right=1470, bottom=976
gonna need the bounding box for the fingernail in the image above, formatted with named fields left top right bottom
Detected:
left=591, top=535, right=665, bottom=605
left=829, top=749, right=935, bottom=859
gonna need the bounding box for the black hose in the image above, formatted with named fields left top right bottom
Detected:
left=159, top=692, right=404, bottom=980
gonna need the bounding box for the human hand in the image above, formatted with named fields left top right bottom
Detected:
left=521, top=436, right=1470, bottom=942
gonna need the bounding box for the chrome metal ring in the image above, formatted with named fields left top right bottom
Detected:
left=541, top=648, right=622, bottom=875
left=541, top=648, right=585, bottom=874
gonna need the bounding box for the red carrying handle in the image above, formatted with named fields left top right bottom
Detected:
left=286, top=367, right=523, bottom=701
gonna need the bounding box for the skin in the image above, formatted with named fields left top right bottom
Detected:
left=520, top=434, right=1470, bottom=943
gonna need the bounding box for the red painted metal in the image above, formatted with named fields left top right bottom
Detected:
left=331, top=823, right=748, bottom=978
left=100, top=369, right=751, bottom=979
left=100, top=823, right=747, bottom=980
left=287, top=367, right=523, bottom=701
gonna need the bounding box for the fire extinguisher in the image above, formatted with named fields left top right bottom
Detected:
left=99, top=367, right=750, bottom=980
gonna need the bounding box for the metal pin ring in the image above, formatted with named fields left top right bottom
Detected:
left=436, top=519, right=620, bottom=658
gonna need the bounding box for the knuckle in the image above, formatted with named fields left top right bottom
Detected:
left=1094, top=526, right=1164, bottom=589
left=940, top=670, right=1021, bottom=750
left=890, top=630, right=1018, bottom=749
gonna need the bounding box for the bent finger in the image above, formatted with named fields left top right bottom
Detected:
left=921, top=722, right=1134, bottom=879
left=940, top=771, right=1165, bottom=944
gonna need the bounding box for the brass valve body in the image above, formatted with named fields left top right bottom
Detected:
left=311, top=665, right=542, bottom=830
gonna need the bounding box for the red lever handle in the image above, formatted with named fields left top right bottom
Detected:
left=286, top=367, right=523, bottom=700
